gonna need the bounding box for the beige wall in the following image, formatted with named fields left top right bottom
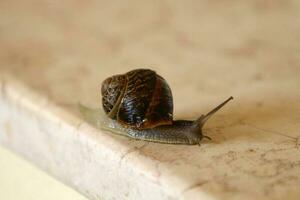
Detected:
left=0, top=145, right=87, bottom=200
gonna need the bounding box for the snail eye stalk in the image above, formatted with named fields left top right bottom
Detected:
left=202, top=135, right=212, bottom=140
left=194, top=96, right=234, bottom=128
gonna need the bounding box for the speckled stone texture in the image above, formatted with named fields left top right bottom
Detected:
left=0, top=1, right=300, bottom=200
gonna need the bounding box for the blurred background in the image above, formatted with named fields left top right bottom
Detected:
left=1, top=0, right=299, bottom=112
left=0, top=0, right=300, bottom=199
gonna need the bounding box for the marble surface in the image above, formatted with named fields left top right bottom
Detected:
left=1, top=0, right=300, bottom=199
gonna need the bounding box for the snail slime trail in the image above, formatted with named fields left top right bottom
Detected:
left=80, top=69, right=233, bottom=145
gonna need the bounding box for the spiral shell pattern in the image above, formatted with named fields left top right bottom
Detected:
left=101, top=69, right=173, bottom=129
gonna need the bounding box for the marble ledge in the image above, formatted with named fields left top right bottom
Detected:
left=0, top=74, right=214, bottom=200
left=1, top=72, right=300, bottom=200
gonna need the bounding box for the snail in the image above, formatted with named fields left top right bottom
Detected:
left=79, top=69, right=233, bottom=145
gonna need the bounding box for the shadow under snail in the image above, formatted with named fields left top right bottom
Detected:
left=80, top=68, right=233, bottom=145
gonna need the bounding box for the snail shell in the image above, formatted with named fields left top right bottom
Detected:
left=101, top=69, right=173, bottom=129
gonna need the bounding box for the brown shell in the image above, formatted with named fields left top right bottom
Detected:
left=101, top=69, right=173, bottom=129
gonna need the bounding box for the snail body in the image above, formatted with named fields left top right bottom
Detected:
left=80, top=69, right=233, bottom=145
